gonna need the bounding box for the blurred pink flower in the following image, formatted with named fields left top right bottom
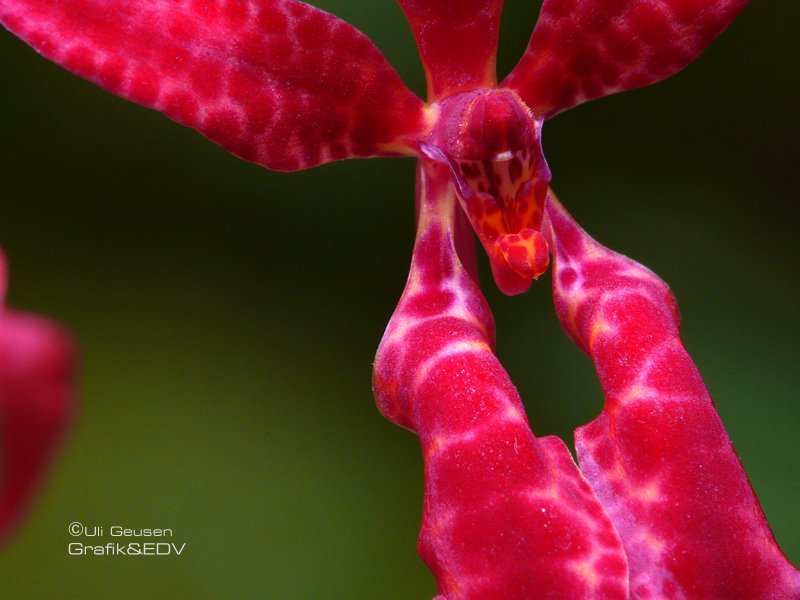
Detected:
left=0, top=249, right=76, bottom=544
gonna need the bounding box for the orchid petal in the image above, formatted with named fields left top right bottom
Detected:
left=503, top=0, right=747, bottom=117
left=373, top=163, right=628, bottom=599
left=544, top=195, right=800, bottom=599
left=0, top=0, right=427, bottom=170
left=0, top=251, right=76, bottom=544
left=397, top=0, right=503, bottom=100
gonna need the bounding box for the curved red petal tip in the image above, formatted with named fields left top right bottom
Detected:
left=0, top=309, right=76, bottom=545
left=0, top=0, right=427, bottom=171
left=373, top=164, right=628, bottom=599
left=397, top=0, right=503, bottom=100
left=544, top=194, right=800, bottom=599
left=504, top=0, right=748, bottom=117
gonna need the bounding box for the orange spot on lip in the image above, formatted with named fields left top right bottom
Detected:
left=495, top=228, right=550, bottom=281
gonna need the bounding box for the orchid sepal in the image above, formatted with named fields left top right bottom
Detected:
left=544, top=194, right=800, bottom=599
left=0, top=0, right=428, bottom=171
left=503, top=0, right=749, bottom=118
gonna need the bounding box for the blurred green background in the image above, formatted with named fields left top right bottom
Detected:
left=0, top=1, right=797, bottom=598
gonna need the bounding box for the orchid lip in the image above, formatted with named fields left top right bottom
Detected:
left=420, top=141, right=551, bottom=295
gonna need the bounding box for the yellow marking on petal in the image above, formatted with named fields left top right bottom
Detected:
left=571, top=560, right=600, bottom=586
left=426, top=435, right=447, bottom=457
left=588, top=318, right=612, bottom=350
left=413, top=340, right=493, bottom=392
left=634, top=481, right=663, bottom=503
left=638, top=531, right=667, bottom=553
left=422, top=103, right=440, bottom=131
left=442, top=339, right=492, bottom=356
left=524, top=484, right=561, bottom=503
left=620, top=383, right=650, bottom=404
left=426, top=427, right=481, bottom=458
left=503, top=405, right=525, bottom=424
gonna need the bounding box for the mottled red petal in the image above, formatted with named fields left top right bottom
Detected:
left=397, top=0, right=502, bottom=100
left=544, top=195, right=800, bottom=599
left=0, top=252, right=76, bottom=544
left=0, top=0, right=427, bottom=170
left=373, top=166, right=628, bottom=599
left=503, top=0, right=748, bottom=117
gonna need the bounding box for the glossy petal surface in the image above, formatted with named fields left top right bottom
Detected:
left=544, top=195, right=800, bottom=599
left=373, top=165, right=628, bottom=599
left=0, top=252, right=76, bottom=544
left=397, top=0, right=502, bottom=100
left=504, top=0, right=748, bottom=117
left=0, top=0, right=426, bottom=170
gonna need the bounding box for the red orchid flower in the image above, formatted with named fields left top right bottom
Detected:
left=0, top=249, right=76, bottom=545
left=0, top=0, right=797, bottom=598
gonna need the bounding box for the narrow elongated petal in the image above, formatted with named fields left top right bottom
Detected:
left=373, top=165, right=628, bottom=599
left=0, top=0, right=427, bottom=171
left=504, top=0, right=747, bottom=117
left=544, top=195, right=800, bottom=599
left=397, top=0, right=502, bottom=100
left=0, top=252, right=76, bottom=544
